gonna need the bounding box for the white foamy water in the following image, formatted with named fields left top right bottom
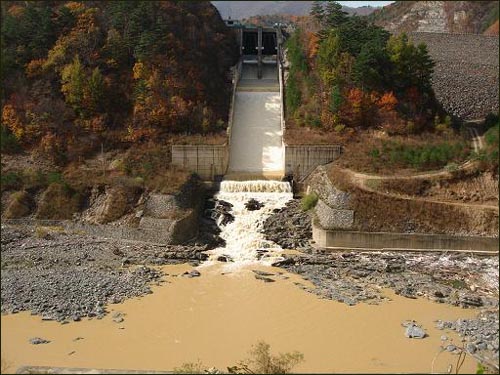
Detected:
left=204, top=180, right=293, bottom=268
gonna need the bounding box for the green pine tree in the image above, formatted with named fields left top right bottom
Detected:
left=324, top=1, right=348, bottom=29
left=310, top=1, right=325, bottom=23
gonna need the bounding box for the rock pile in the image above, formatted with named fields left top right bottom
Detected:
left=263, top=200, right=312, bottom=250
left=245, top=199, right=264, bottom=211
left=436, top=310, right=499, bottom=364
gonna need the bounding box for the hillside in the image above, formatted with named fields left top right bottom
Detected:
left=212, top=1, right=378, bottom=19
left=1, top=1, right=238, bottom=163
left=369, top=1, right=499, bottom=34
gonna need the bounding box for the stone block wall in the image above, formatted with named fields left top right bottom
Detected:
left=315, top=200, right=354, bottom=230
left=144, top=194, right=177, bottom=218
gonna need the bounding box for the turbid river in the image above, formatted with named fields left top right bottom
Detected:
left=1, top=263, right=478, bottom=373
left=1, top=181, right=479, bottom=373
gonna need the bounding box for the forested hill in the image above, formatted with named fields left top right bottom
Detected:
left=1, top=1, right=238, bottom=156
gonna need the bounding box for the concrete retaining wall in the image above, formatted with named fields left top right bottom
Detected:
left=312, top=224, right=499, bottom=253
left=171, top=145, right=228, bottom=180
left=284, top=145, right=342, bottom=180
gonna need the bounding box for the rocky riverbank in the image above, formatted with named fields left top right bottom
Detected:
left=263, top=198, right=499, bottom=368
left=271, top=247, right=499, bottom=368
left=0, top=225, right=208, bottom=322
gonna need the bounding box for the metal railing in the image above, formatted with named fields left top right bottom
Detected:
left=225, top=58, right=243, bottom=174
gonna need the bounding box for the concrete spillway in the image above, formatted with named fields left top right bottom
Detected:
left=228, top=63, right=284, bottom=177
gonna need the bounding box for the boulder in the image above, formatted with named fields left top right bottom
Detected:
left=245, top=199, right=264, bottom=211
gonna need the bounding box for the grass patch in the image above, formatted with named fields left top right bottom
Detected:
left=365, top=179, right=381, bottom=190
left=369, top=141, right=470, bottom=170
left=35, top=226, right=50, bottom=239
left=337, top=131, right=472, bottom=175
left=301, top=192, right=318, bottom=211
left=35, top=225, right=65, bottom=238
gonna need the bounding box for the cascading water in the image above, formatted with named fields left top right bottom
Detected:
left=204, top=180, right=293, bottom=267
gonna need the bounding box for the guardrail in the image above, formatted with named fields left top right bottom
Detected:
left=278, top=34, right=287, bottom=174
left=224, top=58, right=243, bottom=174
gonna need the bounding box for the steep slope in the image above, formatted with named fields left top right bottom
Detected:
left=1, top=1, right=238, bottom=162
left=408, top=32, right=499, bottom=121
left=369, top=1, right=499, bottom=34
left=212, top=1, right=378, bottom=19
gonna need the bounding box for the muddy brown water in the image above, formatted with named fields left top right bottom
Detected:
left=1, top=263, right=478, bottom=374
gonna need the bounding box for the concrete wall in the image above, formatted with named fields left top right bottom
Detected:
left=171, top=145, right=228, bottom=180
left=284, top=145, right=342, bottom=180
left=313, top=224, right=499, bottom=253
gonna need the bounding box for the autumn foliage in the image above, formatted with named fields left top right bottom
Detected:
left=1, top=1, right=238, bottom=162
left=286, top=5, right=439, bottom=135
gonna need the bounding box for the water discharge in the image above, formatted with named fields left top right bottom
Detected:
left=205, top=180, right=293, bottom=267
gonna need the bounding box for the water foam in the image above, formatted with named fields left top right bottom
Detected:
left=204, top=180, right=293, bottom=268
left=220, top=180, right=292, bottom=193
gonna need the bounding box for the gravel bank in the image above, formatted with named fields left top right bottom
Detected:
left=263, top=198, right=499, bottom=367
left=1, top=225, right=208, bottom=322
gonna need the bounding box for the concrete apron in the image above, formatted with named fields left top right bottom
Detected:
left=312, top=224, right=499, bottom=254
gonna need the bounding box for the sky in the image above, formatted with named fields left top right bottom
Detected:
left=338, top=1, right=394, bottom=7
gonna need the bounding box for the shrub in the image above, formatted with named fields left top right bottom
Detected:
left=228, top=341, right=304, bottom=374
left=369, top=148, right=380, bottom=159
left=301, top=192, right=318, bottom=211
left=174, top=360, right=205, bottom=374
left=35, top=183, right=81, bottom=220
left=475, top=122, right=499, bottom=172
left=174, top=342, right=304, bottom=375
left=4, top=191, right=33, bottom=219
left=1, top=171, right=22, bottom=192
left=22, top=169, right=49, bottom=190
left=1, top=126, right=21, bottom=154
left=334, top=124, right=346, bottom=133
left=483, top=113, right=499, bottom=130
